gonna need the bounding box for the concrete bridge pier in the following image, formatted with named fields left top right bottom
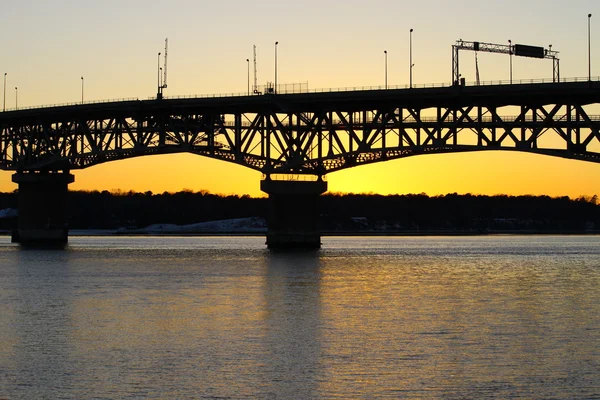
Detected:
left=11, top=172, right=75, bottom=246
left=260, top=178, right=328, bottom=250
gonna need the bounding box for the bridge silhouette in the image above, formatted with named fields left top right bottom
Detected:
left=1, top=79, right=600, bottom=248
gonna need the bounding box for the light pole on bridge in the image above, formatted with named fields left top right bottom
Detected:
left=410, top=28, right=414, bottom=88
left=81, top=76, right=84, bottom=104
left=274, top=41, right=279, bottom=94
left=157, top=52, right=161, bottom=99
left=589, top=13, right=593, bottom=81
left=246, top=58, right=250, bottom=95
left=384, top=50, right=388, bottom=89
left=508, top=39, right=513, bottom=84
left=3, top=72, right=6, bottom=112
left=15, top=86, right=17, bottom=110
left=549, top=44, right=555, bottom=82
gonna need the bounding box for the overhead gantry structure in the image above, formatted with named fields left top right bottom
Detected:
left=452, top=40, right=560, bottom=85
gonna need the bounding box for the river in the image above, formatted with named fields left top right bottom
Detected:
left=0, top=235, right=599, bottom=399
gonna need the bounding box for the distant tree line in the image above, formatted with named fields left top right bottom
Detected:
left=320, top=192, right=600, bottom=232
left=1, top=189, right=599, bottom=232
left=66, top=190, right=267, bottom=229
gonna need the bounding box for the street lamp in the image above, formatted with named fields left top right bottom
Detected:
left=410, top=28, right=414, bottom=88
left=274, top=41, right=279, bottom=93
left=548, top=44, right=555, bottom=82
left=157, top=52, right=161, bottom=98
left=246, top=58, right=250, bottom=95
left=81, top=76, right=84, bottom=104
left=3, top=73, right=6, bottom=112
left=384, top=50, right=388, bottom=89
left=589, top=13, right=592, bottom=81
left=15, top=87, right=17, bottom=110
left=508, top=39, right=513, bottom=84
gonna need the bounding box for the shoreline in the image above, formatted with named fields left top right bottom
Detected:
left=2, top=230, right=600, bottom=238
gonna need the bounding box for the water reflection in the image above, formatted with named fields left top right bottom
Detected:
left=262, top=251, right=323, bottom=398
left=8, top=249, right=77, bottom=396
left=0, top=236, right=598, bottom=398
left=315, top=237, right=600, bottom=398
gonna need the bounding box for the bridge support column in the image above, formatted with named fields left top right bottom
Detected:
left=260, top=178, right=328, bottom=250
left=11, top=172, right=75, bottom=246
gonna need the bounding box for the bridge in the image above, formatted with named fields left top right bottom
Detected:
left=1, top=79, right=600, bottom=247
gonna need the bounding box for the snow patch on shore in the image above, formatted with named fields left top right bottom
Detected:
left=0, top=208, right=17, bottom=219
left=120, top=217, right=267, bottom=234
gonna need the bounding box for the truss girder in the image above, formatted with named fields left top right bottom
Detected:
left=1, top=99, right=600, bottom=176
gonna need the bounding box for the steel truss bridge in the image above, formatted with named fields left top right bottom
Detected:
left=1, top=81, right=600, bottom=176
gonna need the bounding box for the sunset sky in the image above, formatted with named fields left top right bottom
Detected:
left=1, top=0, right=599, bottom=197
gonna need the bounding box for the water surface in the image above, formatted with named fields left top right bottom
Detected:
left=1, top=235, right=599, bottom=398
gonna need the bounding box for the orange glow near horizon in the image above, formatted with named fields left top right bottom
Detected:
left=1, top=150, right=598, bottom=198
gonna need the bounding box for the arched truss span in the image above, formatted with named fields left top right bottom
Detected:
left=1, top=82, right=599, bottom=175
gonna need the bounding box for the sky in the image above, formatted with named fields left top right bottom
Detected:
left=1, top=0, right=599, bottom=197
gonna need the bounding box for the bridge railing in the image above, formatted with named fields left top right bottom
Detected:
left=2, top=76, right=599, bottom=112
left=158, top=76, right=600, bottom=100
left=1, top=97, right=139, bottom=113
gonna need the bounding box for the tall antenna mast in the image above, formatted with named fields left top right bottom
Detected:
left=157, top=38, right=168, bottom=100
left=253, top=45, right=259, bottom=94
left=162, top=38, right=168, bottom=90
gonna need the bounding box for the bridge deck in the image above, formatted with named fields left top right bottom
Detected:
left=1, top=81, right=599, bottom=121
